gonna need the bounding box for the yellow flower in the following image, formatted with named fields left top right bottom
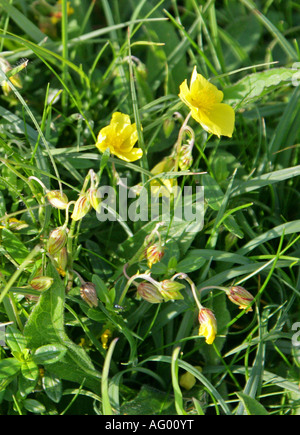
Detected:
left=179, top=66, right=235, bottom=138
left=198, top=308, right=217, bottom=345
left=96, top=112, right=143, bottom=162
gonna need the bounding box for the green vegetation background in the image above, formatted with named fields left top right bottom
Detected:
left=0, top=0, right=299, bottom=415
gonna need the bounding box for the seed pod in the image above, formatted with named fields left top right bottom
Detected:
left=46, top=190, right=69, bottom=210
left=80, top=282, right=98, bottom=308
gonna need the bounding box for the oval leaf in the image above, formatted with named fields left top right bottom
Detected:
left=33, top=343, right=67, bottom=365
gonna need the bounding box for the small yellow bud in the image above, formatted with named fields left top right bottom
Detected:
left=80, top=282, right=98, bottom=308
left=88, top=188, right=102, bottom=212
left=46, top=190, right=69, bottom=210
left=71, top=193, right=91, bottom=221
left=146, top=243, right=164, bottom=269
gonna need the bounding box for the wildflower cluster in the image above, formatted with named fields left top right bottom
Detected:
left=6, top=64, right=253, bottom=350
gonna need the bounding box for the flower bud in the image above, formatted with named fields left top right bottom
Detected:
left=226, top=286, right=254, bottom=313
left=146, top=243, right=164, bottom=269
left=88, top=187, right=102, bottom=212
left=54, top=246, right=68, bottom=276
left=137, top=282, right=164, bottom=304
left=80, top=282, right=98, bottom=308
left=46, top=190, right=69, bottom=210
left=178, top=144, right=193, bottom=171
left=30, top=276, right=54, bottom=292
left=198, top=308, right=217, bottom=345
left=71, top=193, right=92, bottom=221
left=160, top=280, right=185, bottom=301
left=47, top=226, right=68, bottom=255
left=163, top=118, right=175, bottom=138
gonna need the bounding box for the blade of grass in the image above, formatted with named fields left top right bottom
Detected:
left=61, top=0, right=69, bottom=114
left=0, top=68, right=61, bottom=192
left=102, top=337, right=119, bottom=415
left=171, top=347, right=187, bottom=415
left=142, top=355, right=231, bottom=415
left=127, top=28, right=148, bottom=183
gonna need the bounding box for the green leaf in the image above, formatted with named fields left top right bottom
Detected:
left=21, top=359, right=39, bottom=382
left=176, top=252, right=206, bottom=273
left=33, top=344, right=67, bottom=365
left=0, top=358, right=21, bottom=378
left=23, top=398, right=46, bottom=414
left=236, top=392, right=269, bottom=415
left=202, top=174, right=223, bottom=211
left=224, top=68, right=297, bottom=106
left=5, top=325, right=27, bottom=354
left=42, top=371, right=62, bottom=404
left=1, top=228, right=30, bottom=265
left=92, top=274, right=114, bottom=307
left=24, top=263, right=101, bottom=393
left=120, top=385, right=177, bottom=415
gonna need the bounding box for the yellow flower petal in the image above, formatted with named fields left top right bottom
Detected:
left=198, top=308, right=217, bottom=345
left=111, top=112, right=131, bottom=134
left=114, top=147, right=143, bottom=162
left=192, top=103, right=235, bottom=138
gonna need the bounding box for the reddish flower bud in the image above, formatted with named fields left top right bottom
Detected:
left=227, top=286, right=254, bottom=313
left=80, top=282, right=98, bottom=308
left=137, top=282, right=164, bottom=304
left=30, top=276, right=54, bottom=292
left=47, top=226, right=68, bottom=255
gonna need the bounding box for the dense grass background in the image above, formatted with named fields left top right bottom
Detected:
left=0, top=0, right=300, bottom=415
